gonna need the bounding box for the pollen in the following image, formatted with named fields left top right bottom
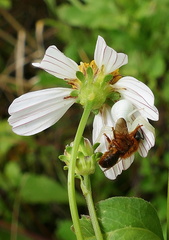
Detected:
left=109, top=69, right=122, bottom=84
left=79, top=60, right=98, bottom=76
left=66, top=78, right=81, bottom=89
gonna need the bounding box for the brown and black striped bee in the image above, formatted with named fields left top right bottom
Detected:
left=99, top=118, right=144, bottom=170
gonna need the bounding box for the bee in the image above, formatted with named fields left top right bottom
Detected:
left=99, top=118, right=144, bottom=170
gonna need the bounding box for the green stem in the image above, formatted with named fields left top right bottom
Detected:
left=68, top=103, right=92, bottom=240
left=167, top=170, right=169, bottom=240
left=11, top=192, right=20, bottom=240
left=83, top=175, right=104, bottom=240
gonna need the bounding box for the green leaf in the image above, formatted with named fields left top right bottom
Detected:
left=4, top=162, right=22, bottom=187
left=20, top=174, right=84, bottom=204
left=20, top=174, right=68, bottom=203
left=105, top=228, right=162, bottom=240
left=80, top=197, right=164, bottom=240
left=0, top=120, right=22, bottom=158
left=56, top=220, right=76, bottom=240
left=79, top=215, right=95, bottom=239
left=57, top=0, right=126, bottom=29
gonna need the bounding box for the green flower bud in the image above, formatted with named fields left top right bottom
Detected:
left=59, top=138, right=101, bottom=176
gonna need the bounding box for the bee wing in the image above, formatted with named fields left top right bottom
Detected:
left=114, top=118, right=128, bottom=135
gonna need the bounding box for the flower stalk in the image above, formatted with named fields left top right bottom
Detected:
left=67, top=102, right=92, bottom=240
left=82, top=175, right=104, bottom=240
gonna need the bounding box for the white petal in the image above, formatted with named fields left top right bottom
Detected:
left=32, top=46, right=79, bottom=79
left=94, top=36, right=128, bottom=74
left=113, top=76, right=159, bottom=121
left=138, top=127, right=155, bottom=157
left=129, top=115, right=155, bottom=157
left=8, top=88, right=75, bottom=136
left=92, top=105, right=114, bottom=152
left=138, top=132, right=155, bottom=157
left=103, top=155, right=134, bottom=180
left=111, top=99, right=134, bottom=123
left=92, top=114, right=104, bottom=145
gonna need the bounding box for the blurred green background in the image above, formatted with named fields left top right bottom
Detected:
left=0, top=0, right=168, bottom=239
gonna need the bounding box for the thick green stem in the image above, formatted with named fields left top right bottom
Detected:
left=83, top=175, right=104, bottom=240
left=167, top=171, right=169, bottom=240
left=67, top=103, right=92, bottom=240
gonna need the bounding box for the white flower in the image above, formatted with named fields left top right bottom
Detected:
left=93, top=100, right=156, bottom=180
left=8, top=36, right=128, bottom=136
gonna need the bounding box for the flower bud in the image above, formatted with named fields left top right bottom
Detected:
left=59, top=138, right=101, bottom=176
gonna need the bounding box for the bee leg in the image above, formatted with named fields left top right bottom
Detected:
left=103, top=133, right=111, bottom=144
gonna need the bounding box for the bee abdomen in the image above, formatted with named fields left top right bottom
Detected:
left=99, top=150, right=121, bottom=168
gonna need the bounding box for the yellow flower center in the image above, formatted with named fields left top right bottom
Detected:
left=79, top=60, right=98, bottom=77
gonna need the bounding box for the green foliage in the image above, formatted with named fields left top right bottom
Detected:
left=20, top=174, right=69, bottom=203
left=0, top=229, right=31, bottom=240
left=57, top=0, right=129, bottom=30
left=0, top=120, right=22, bottom=158
left=56, top=220, right=76, bottom=240
left=4, top=161, right=22, bottom=187
left=0, top=0, right=12, bottom=9
left=19, top=173, right=83, bottom=204
left=80, top=197, right=164, bottom=240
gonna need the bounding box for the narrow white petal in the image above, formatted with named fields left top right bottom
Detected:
left=92, top=105, right=114, bottom=152
left=94, top=36, right=128, bottom=74
left=93, top=114, right=105, bottom=146
left=8, top=88, right=75, bottom=136
left=113, top=76, right=159, bottom=121
left=33, top=46, right=79, bottom=79
left=130, top=115, right=155, bottom=157
left=138, top=127, right=155, bottom=157
left=103, top=155, right=134, bottom=180
left=92, top=105, right=113, bottom=142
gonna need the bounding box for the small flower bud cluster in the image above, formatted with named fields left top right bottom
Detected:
left=59, top=138, right=101, bottom=177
